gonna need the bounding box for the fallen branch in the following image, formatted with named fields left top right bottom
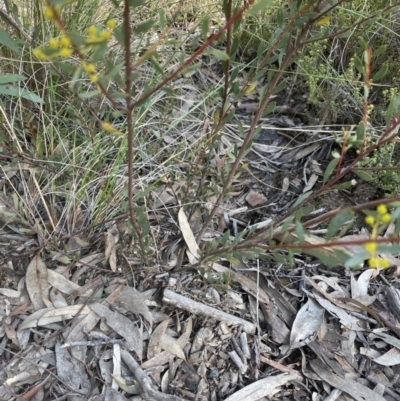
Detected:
left=121, top=349, right=189, bottom=401
left=163, top=289, right=256, bottom=334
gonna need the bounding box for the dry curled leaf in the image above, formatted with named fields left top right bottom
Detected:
left=25, top=254, right=50, bottom=311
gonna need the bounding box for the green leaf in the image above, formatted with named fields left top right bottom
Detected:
left=149, top=56, right=163, bottom=74
left=373, top=45, right=386, bottom=58
left=221, top=109, right=235, bottom=126
left=0, top=85, right=43, bottom=103
left=356, top=121, right=365, bottom=141
left=326, top=210, right=354, bottom=240
left=277, top=8, right=284, bottom=28
left=395, top=214, right=400, bottom=236
left=292, top=12, right=317, bottom=27
left=0, top=28, right=20, bottom=53
left=309, top=247, right=343, bottom=268
left=133, top=19, right=155, bottom=34
left=180, top=62, right=202, bottom=76
left=323, top=157, right=339, bottom=184
left=372, top=64, right=388, bottom=82
left=113, top=26, right=124, bottom=47
left=104, top=62, right=124, bottom=79
left=66, top=31, right=86, bottom=46
left=127, top=0, right=145, bottom=6
left=353, top=54, right=365, bottom=75
left=78, top=90, right=100, bottom=99
left=353, top=170, right=374, bottom=182
left=344, top=250, right=368, bottom=269
left=247, top=0, right=273, bottom=15
left=201, top=16, right=209, bottom=40
left=300, top=204, right=315, bottom=215
left=359, top=37, right=368, bottom=51
left=0, top=74, right=26, bottom=84
left=330, top=182, right=354, bottom=190
left=207, top=49, right=230, bottom=61
left=230, top=36, right=239, bottom=58
left=262, top=101, right=276, bottom=117
left=293, top=191, right=312, bottom=208
left=272, top=80, right=286, bottom=95
left=377, top=245, right=400, bottom=254
left=91, top=41, right=108, bottom=63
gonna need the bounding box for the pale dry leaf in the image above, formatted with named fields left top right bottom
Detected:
left=0, top=288, right=21, bottom=297
left=89, top=302, right=142, bottom=359
left=370, top=330, right=400, bottom=350
left=66, top=284, right=124, bottom=363
left=308, top=290, right=365, bottom=331
left=263, top=305, right=290, bottom=344
left=0, top=196, right=18, bottom=224
left=3, top=321, right=19, bottom=347
left=371, top=348, right=400, bottom=366
left=152, top=183, right=183, bottom=208
left=112, top=343, right=121, bottom=391
left=26, top=254, right=50, bottom=311
left=105, top=226, right=119, bottom=272
left=55, top=342, right=91, bottom=396
left=111, top=374, right=140, bottom=394
left=310, top=359, right=386, bottom=401
left=224, top=372, right=301, bottom=401
left=104, top=387, right=131, bottom=401
left=148, top=318, right=170, bottom=359
left=303, top=173, right=319, bottom=193
left=290, top=297, right=324, bottom=350
left=213, top=262, right=269, bottom=304
left=178, top=207, right=199, bottom=263
left=47, top=270, right=81, bottom=295
left=161, top=334, right=186, bottom=360
left=142, top=317, right=192, bottom=369
left=350, top=269, right=376, bottom=305
left=19, top=305, right=91, bottom=330
left=49, top=287, right=68, bottom=308
left=115, top=286, right=154, bottom=325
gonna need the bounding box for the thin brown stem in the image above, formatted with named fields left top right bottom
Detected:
left=124, top=0, right=147, bottom=263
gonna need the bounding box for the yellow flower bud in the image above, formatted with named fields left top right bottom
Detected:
left=49, top=38, right=59, bottom=49
left=85, top=63, right=96, bottom=74
left=88, top=25, right=97, bottom=37
left=380, top=259, right=390, bottom=269
left=368, top=257, right=378, bottom=268
left=365, top=215, right=375, bottom=226
left=381, top=213, right=391, bottom=224
left=365, top=242, right=376, bottom=254
left=59, top=48, right=72, bottom=57
left=89, top=74, right=99, bottom=83
left=44, top=6, right=54, bottom=20
left=377, top=204, right=388, bottom=215
left=33, top=48, right=47, bottom=60
left=107, top=19, right=116, bottom=29
left=99, top=30, right=111, bottom=40
left=60, top=36, right=71, bottom=47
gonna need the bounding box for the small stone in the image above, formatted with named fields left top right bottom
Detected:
left=245, top=190, right=267, bottom=207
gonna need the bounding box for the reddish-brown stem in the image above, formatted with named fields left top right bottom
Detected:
left=124, top=0, right=147, bottom=263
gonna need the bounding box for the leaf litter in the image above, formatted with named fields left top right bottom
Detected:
left=2, top=112, right=400, bottom=400
left=3, top=214, right=400, bottom=401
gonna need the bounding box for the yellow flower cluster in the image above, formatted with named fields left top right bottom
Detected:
left=33, top=35, right=72, bottom=60
left=83, top=62, right=98, bottom=83
left=44, top=6, right=55, bottom=20
left=85, top=20, right=115, bottom=45
left=364, top=204, right=391, bottom=269
left=33, top=14, right=116, bottom=82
